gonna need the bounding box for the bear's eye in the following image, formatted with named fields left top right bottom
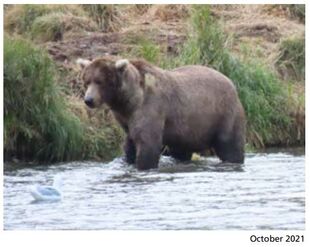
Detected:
left=84, top=80, right=91, bottom=89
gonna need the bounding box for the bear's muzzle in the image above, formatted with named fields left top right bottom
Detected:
left=84, top=96, right=95, bottom=108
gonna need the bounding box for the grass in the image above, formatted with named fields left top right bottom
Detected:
left=135, top=38, right=162, bottom=65
left=276, top=36, right=305, bottom=82
left=153, top=4, right=189, bottom=21
left=4, top=35, right=123, bottom=162
left=287, top=4, right=305, bottom=22
left=128, top=5, right=303, bottom=148
left=31, top=13, right=65, bottom=42
left=82, top=4, right=120, bottom=32
left=31, top=12, right=97, bottom=42
left=4, top=4, right=86, bottom=35
left=4, top=4, right=304, bottom=163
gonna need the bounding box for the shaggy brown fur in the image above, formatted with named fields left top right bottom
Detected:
left=79, top=56, right=246, bottom=170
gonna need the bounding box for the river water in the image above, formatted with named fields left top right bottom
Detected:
left=3, top=149, right=305, bottom=230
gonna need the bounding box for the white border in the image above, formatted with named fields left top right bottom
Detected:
left=0, top=0, right=4, bottom=235
left=1, top=1, right=308, bottom=247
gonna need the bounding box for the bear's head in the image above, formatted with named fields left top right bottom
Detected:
left=77, top=57, right=144, bottom=111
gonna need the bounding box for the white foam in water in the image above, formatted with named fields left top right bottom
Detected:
left=158, top=156, right=177, bottom=167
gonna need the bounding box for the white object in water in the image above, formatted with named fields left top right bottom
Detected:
left=30, top=176, right=63, bottom=201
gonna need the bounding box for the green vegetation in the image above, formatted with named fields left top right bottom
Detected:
left=3, top=4, right=304, bottom=163
left=4, top=36, right=122, bottom=162
left=276, top=36, right=305, bottom=82
left=135, top=38, right=162, bottom=65
left=4, top=5, right=86, bottom=35
left=183, top=6, right=295, bottom=147
left=287, top=4, right=305, bottom=22
left=132, top=6, right=303, bottom=147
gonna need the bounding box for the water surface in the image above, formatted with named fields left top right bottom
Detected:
left=4, top=149, right=305, bottom=230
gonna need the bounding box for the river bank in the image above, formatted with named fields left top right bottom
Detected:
left=4, top=5, right=304, bottom=163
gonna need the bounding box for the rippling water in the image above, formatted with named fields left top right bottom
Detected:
left=4, top=149, right=305, bottom=230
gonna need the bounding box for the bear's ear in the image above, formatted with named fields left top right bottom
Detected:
left=76, top=58, right=91, bottom=69
left=115, top=59, right=129, bottom=73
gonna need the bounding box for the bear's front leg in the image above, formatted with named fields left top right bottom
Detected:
left=135, top=141, right=162, bottom=170
left=124, top=136, right=136, bottom=164
left=131, top=126, right=163, bottom=170
left=130, top=110, right=164, bottom=170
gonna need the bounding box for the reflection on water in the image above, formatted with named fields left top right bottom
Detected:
left=4, top=149, right=305, bottom=230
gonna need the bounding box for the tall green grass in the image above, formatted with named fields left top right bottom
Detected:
left=4, top=35, right=123, bottom=162
left=276, top=37, right=305, bottom=82
left=4, top=35, right=82, bottom=161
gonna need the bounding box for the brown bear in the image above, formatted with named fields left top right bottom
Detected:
left=77, top=56, right=246, bottom=170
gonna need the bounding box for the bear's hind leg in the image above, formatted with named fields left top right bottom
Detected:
left=214, top=113, right=245, bottom=163
left=213, top=139, right=244, bottom=163
left=124, top=137, right=136, bottom=164
left=213, top=129, right=244, bottom=164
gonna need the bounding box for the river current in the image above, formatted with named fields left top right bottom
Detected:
left=4, top=149, right=305, bottom=230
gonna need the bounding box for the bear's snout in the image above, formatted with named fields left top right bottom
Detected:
left=84, top=83, right=101, bottom=108
left=84, top=96, right=95, bottom=108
